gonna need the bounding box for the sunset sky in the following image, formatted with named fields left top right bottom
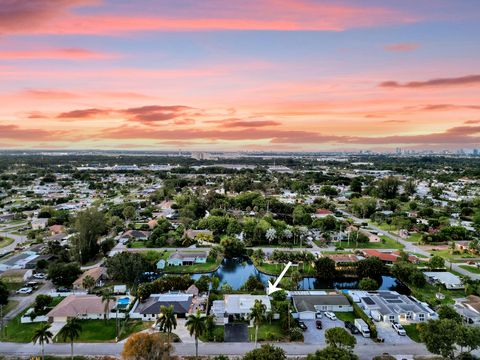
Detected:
left=1, top=0, right=479, bottom=152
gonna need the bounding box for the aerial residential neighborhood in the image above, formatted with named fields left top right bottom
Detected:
left=0, top=152, right=479, bottom=360
left=1, top=0, right=480, bottom=360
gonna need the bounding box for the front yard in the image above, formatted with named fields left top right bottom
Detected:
left=333, top=236, right=404, bottom=250
left=459, top=265, right=480, bottom=274
left=248, top=321, right=288, bottom=341
left=60, top=319, right=151, bottom=342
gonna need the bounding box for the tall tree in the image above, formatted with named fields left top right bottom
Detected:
left=122, top=332, right=171, bottom=360
left=185, top=311, right=207, bottom=359
left=32, top=323, right=53, bottom=360
left=325, top=327, right=356, bottom=350
left=82, top=275, right=95, bottom=293
left=101, top=289, right=115, bottom=322
left=57, top=317, right=82, bottom=360
left=250, top=299, right=267, bottom=347
left=157, top=305, right=177, bottom=353
left=243, top=344, right=286, bottom=360
left=73, top=207, right=106, bottom=263
left=314, top=257, right=336, bottom=280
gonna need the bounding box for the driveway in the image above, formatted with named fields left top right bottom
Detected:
left=173, top=319, right=195, bottom=343
left=376, top=321, right=415, bottom=345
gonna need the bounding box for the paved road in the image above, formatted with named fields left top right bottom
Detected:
left=0, top=340, right=434, bottom=359
left=0, top=226, right=28, bottom=254
left=338, top=210, right=480, bottom=281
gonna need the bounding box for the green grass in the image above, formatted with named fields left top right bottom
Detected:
left=429, top=250, right=479, bottom=262
left=199, top=325, right=224, bottom=342
left=2, top=309, right=45, bottom=342
left=248, top=321, right=287, bottom=341
left=0, top=237, right=14, bottom=248
left=406, top=233, right=423, bottom=243
left=407, top=281, right=464, bottom=306
left=164, top=257, right=222, bottom=274
left=403, top=324, right=422, bottom=342
left=255, top=262, right=315, bottom=276
left=459, top=265, right=480, bottom=274
left=334, top=236, right=404, bottom=250
left=1, top=300, right=19, bottom=317
left=57, top=319, right=150, bottom=343
left=334, top=312, right=356, bottom=323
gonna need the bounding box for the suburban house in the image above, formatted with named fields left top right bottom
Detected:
left=424, top=271, right=464, bottom=290
left=157, top=251, right=208, bottom=269
left=47, top=294, right=117, bottom=322
left=184, top=229, right=213, bottom=241
left=31, top=218, right=48, bottom=230
left=323, top=254, right=360, bottom=267
left=119, top=229, right=150, bottom=242
left=211, top=294, right=271, bottom=324
left=348, top=290, right=438, bottom=324
left=130, top=293, right=193, bottom=321
left=73, top=267, right=107, bottom=291
left=313, top=209, right=334, bottom=219
left=361, top=249, right=419, bottom=264
left=49, top=224, right=65, bottom=234
left=292, top=291, right=353, bottom=320
left=454, top=295, right=480, bottom=325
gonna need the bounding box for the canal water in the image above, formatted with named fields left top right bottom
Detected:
left=190, top=258, right=409, bottom=294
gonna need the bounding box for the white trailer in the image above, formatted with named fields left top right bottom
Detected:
left=354, top=318, right=371, bottom=338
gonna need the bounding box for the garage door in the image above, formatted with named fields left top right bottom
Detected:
left=299, top=312, right=315, bottom=320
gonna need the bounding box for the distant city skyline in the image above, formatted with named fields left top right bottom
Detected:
left=0, top=0, right=479, bottom=151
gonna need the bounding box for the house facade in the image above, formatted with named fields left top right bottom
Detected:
left=292, top=291, right=353, bottom=320
left=157, top=251, right=208, bottom=269
left=348, top=290, right=438, bottom=324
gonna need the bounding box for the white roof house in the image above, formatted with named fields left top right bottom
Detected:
left=424, top=272, right=464, bottom=290
left=224, top=294, right=271, bottom=315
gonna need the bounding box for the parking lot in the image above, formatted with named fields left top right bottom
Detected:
left=302, top=316, right=414, bottom=346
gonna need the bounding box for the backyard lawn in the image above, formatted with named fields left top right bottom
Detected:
left=165, top=257, right=222, bottom=274
left=406, top=233, right=423, bottom=243
left=255, top=262, right=315, bottom=276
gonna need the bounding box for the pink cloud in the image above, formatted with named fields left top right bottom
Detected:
left=0, top=1, right=416, bottom=36
left=384, top=42, right=419, bottom=52
left=0, top=123, right=66, bottom=141
left=0, top=48, right=114, bottom=60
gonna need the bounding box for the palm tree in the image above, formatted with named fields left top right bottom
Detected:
left=32, top=323, right=53, bottom=360
left=249, top=299, right=266, bottom=347
left=82, top=275, right=95, bottom=294
left=185, top=311, right=207, bottom=359
left=57, top=317, right=82, bottom=360
left=101, top=288, right=115, bottom=322
left=157, top=305, right=177, bottom=351
left=265, top=228, right=276, bottom=244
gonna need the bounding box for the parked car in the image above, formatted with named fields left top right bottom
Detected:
left=33, top=273, right=46, bottom=279
left=297, top=321, right=308, bottom=331
left=344, top=321, right=359, bottom=334
left=391, top=321, right=406, bottom=336
left=56, top=287, right=71, bottom=293
left=16, top=287, right=33, bottom=294
left=316, top=320, right=323, bottom=329
left=324, top=312, right=337, bottom=320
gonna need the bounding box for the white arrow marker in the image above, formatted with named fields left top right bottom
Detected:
left=267, top=261, right=292, bottom=295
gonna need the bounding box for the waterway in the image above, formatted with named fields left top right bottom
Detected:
left=190, top=257, right=409, bottom=294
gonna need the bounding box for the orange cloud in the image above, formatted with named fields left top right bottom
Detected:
left=380, top=74, right=480, bottom=88
left=0, top=123, right=66, bottom=141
